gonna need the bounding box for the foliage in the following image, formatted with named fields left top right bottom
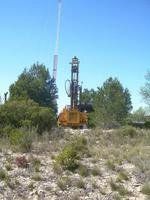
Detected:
left=5, top=163, right=12, bottom=171
left=78, top=164, right=89, bottom=177
left=106, top=160, right=116, bottom=171
left=131, top=107, right=146, bottom=122
left=76, top=178, right=85, bottom=189
left=0, top=99, right=56, bottom=134
left=0, top=169, right=8, bottom=181
left=118, top=126, right=137, bottom=138
left=57, top=176, right=71, bottom=190
left=55, top=136, right=88, bottom=171
left=110, top=179, right=130, bottom=196
left=55, top=143, right=79, bottom=171
left=31, top=157, right=41, bottom=172
left=81, top=77, right=132, bottom=128
left=5, top=128, right=34, bottom=152
left=91, top=166, right=101, bottom=176
left=117, top=171, right=129, bottom=182
left=9, top=63, right=58, bottom=112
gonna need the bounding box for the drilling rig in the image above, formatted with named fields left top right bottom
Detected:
left=58, top=56, right=88, bottom=128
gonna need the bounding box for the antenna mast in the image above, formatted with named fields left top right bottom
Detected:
left=53, top=0, right=62, bottom=81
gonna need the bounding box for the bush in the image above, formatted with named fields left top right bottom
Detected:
left=0, top=169, right=8, bottom=181
left=55, top=136, right=88, bottom=171
left=55, top=144, right=79, bottom=171
left=106, top=160, right=116, bottom=170
left=118, top=126, right=137, bottom=138
left=110, top=179, right=130, bottom=196
left=57, top=176, right=71, bottom=190
left=8, top=128, right=34, bottom=152
left=117, top=171, right=129, bottom=182
left=78, top=164, right=89, bottom=177
left=91, top=167, right=101, bottom=176
left=0, top=99, right=56, bottom=134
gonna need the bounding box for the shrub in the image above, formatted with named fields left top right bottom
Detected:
left=0, top=169, right=8, bottom=181
left=32, top=173, right=42, bottom=181
left=57, top=176, right=71, bottom=190
left=76, top=178, right=85, bottom=189
left=117, top=171, right=129, bottom=182
left=55, top=136, right=88, bottom=171
left=8, top=128, right=33, bottom=152
left=5, top=164, right=12, bottom=171
left=31, top=157, right=41, bottom=172
left=78, top=164, right=89, bottom=177
left=28, top=182, right=35, bottom=190
left=55, top=144, right=79, bottom=171
left=0, top=99, right=56, bottom=134
left=91, top=167, right=101, bottom=176
left=110, top=179, right=130, bottom=196
left=106, top=160, right=116, bottom=170
left=118, top=126, right=137, bottom=138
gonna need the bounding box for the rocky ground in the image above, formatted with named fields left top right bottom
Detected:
left=0, top=128, right=149, bottom=200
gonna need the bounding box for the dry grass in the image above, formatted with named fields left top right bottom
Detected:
left=0, top=126, right=149, bottom=198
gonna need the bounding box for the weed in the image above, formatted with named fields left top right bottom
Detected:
left=32, top=173, right=42, bottom=181
left=32, top=157, right=41, bottom=172
left=9, top=128, right=33, bottom=152
left=78, top=164, right=89, bottom=177
left=106, top=160, right=116, bottom=170
left=117, top=170, right=129, bottom=182
left=141, top=182, right=150, bottom=195
left=110, top=179, right=130, bottom=196
left=55, top=136, right=88, bottom=171
left=28, top=182, right=35, bottom=190
left=118, top=126, right=137, bottom=138
left=91, top=167, right=101, bottom=176
left=55, top=144, right=79, bottom=171
left=53, top=162, right=63, bottom=174
left=57, top=176, right=71, bottom=190
left=6, top=179, right=16, bottom=190
left=113, top=193, right=122, bottom=200
left=0, top=169, right=8, bottom=181
left=5, top=163, right=12, bottom=171
left=92, top=181, right=99, bottom=189
left=99, top=187, right=106, bottom=195
left=76, top=178, right=85, bottom=189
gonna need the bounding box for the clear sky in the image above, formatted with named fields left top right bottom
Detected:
left=0, top=0, right=150, bottom=111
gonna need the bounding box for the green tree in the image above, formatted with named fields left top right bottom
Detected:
left=141, top=70, right=150, bottom=106
left=96, top=77, right=132, bottom=126
left=81, top=89, right=96, bottom=104
left=81, top=77, right=132, bottom=128
left=131, top=107, right=146, bottom=122
left=9, top=63, right=58, bottom=112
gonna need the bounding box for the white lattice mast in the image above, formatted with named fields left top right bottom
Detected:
left=53, top=0, right=62, bottom=81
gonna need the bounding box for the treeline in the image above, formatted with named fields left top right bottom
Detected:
left=1, top=62, right=150, bottom=136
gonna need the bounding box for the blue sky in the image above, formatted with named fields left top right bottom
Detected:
left=0, top=0, right=150, bottom=111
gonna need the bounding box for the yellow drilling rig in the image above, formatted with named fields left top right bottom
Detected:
left=58, top=56, right=88, bottom=128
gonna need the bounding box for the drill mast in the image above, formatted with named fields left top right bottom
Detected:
left=70, top=56, right=80, bottom=109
